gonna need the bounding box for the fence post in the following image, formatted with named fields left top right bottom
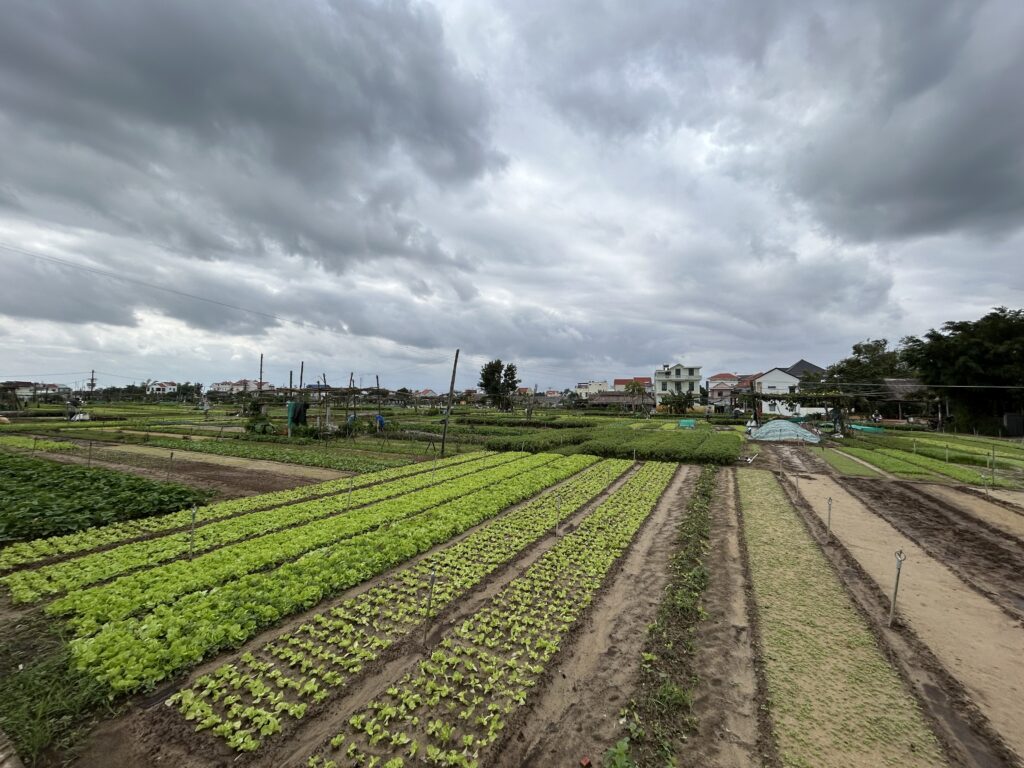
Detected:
left=166, top=451, right=174, bottom=482
left=888, top=549, right=907, bottom=627
left=826, top=496, right=833, bottom=541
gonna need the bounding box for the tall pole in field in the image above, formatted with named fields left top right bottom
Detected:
left=439, top=348, right=460, bottom=457
left=258, top=353, right=263, bottom=393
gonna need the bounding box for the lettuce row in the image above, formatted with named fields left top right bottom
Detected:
left=308, top=460, right=677, bottom=767
left=0, top=451, right=490, bottom=571
left=50, top=454, right=555, bottom=633
left=69, top=454, right=595, bottom=694
left=168, top=457, right=627, bottom=751
left=4, top=453, right=518, bottom=602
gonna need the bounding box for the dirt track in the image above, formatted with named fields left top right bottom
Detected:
left=497, top=466, right=695, bottom=767
left=791, top=473, right=1024, bottom=767
left=838, top=477, right=1024, bottom=622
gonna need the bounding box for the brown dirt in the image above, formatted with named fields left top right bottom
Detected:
left=787, top=473, right=1024, bottom=767
left=34, top=443, right=346, bottom=500
left=675, top=467, right=760, bottom=768
left=69, top=461, right=636, bottom=768
left=494, top=465, right=696, bottom=768
left=837, top=477, right=1024, bottom=622
left=916, top=485, right=1024, bottom=543
left=758, top=443, right=831, bottom=476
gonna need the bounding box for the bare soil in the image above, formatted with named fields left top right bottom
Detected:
left=837, top=477, right=1024, bottom=622
left=788, top=473, right=1024, bottom=767
left=495, top=465, right=696, bottom=768
left=916, top=485, right=1024, bottom=543
left=675, top=467, right=760, bottom=768
left=36, top=442, right=346, bottom=500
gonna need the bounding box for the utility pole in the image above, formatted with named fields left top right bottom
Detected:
left=299, top=361, right=305, bottom=391
left=88, top=370, right=96, bottom=397
left=376, top=374, right=382, bottom=417
left=258, top=353, right=264, bottom=393
left=440, top=348, right=460, bottom=457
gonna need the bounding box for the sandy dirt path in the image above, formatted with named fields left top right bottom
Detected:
left=917, top=485, right=1024, bottom=542
left=839, top=478, right=1024, bottom=621
left=495, top=465, right=695, bottom=768
left=676, top=467, right=760, bottom=768
left=797, top=473, right=1024, bottom=765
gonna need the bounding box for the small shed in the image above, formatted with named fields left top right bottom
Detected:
left=750, top=420, right=821, bottom=444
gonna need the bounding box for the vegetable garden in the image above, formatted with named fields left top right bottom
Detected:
left=1, top=407, right=1020, bottom=768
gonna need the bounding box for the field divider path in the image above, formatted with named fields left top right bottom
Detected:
left=157, top=458, right=636, bottom=756
left=67, top=455, right=597, bottom=695
left=0, top=451, right=491, bottom=573
left=299, top=461, right=678, bottom=768
left=836, top=477, right=1024, bottom=622
left=782, top=472, right=1024, bottom=767
left=738, top=469, right=947, bottom=768
left=2, top=453, right=519, bottom=603
left=49, top=454, right=555, bottom=635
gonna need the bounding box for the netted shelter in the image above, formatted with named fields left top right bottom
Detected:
left=750, top=420, right=821, bottom=444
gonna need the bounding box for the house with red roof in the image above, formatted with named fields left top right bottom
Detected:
left=612, top=376, right=653, bottom=393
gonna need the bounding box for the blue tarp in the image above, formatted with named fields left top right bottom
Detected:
left=750, top=420, right=821, bottom=444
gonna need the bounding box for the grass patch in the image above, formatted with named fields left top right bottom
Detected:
left=819, top=448, right=881, bottom=477
left=618, top=465, right=716, bottom=765
left=0, top=612, right=113, bottom=766
left=737, top=469, right=945, bottom=768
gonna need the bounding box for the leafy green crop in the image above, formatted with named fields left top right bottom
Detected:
left=0, top=453, right=209, bottom=542
left=0, top=452, right=489, bottom=571
left=305, top=460, right=677, bottom=766
left=168, top=456, right=624, bottom=752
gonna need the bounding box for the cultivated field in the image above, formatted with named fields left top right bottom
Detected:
left=1, top=406, right=1022, bottom=768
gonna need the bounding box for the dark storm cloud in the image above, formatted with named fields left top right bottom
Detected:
left=0, top=0, right=500, bottom=282
left=512, top=0, right=1024, bottom=242
left=1, top=0, right=1022, bottom=389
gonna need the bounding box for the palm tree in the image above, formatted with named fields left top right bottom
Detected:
left=623, top=380, right=647, bottom=413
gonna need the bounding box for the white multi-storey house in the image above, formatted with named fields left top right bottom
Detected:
left=653, top=363, right=702, bottom=406
left=573, top=380, right=609, bottom=400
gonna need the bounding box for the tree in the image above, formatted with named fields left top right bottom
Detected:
left=661, top=391, right=694, bottom=415
left=817, top=338, right=913, bottom=415
left=478, top=359, right=521, bottom=411
left=623, top=380, right=647, bottom=413
left=902, top=307, right=1024, bottom=432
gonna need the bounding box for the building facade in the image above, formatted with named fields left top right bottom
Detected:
left=653, top=363, right=702, bottom=406
left=573, top=380, right=609, bottom=400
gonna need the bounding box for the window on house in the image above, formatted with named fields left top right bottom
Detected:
left=675, top=368, right=681, bottom=377
left=769, top=402, right=776, bottom=412
left=767, top=385, right=776, bottom=389
left=789, top=386, right=797, bottom=394
left=688, top=381, right=694, bottom=392
left=661, top=382, right=667, bottom=391
left=675, top=382, right=681, bottom=392
left=688, top=368, right=694, bottom=376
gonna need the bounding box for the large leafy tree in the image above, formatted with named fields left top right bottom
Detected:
left=817, top=339, right=913, bottom=414
left=478, top=359, right=521, bottom=410
left=902, top=307, right=1024, bottom=430
left=661, top=391, right=694, bottom=415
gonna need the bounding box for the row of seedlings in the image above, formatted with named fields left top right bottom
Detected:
left=307, top=460, right=678, bottom=768
left=69, top=456, right=597, bottom=694
left=0, top=451, right=491, bottom=571
left=169, top=458, right=632, bottom=752
left=4, top=453, right=518, bottom=602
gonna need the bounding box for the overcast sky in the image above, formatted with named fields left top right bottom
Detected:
left=2, top=0, right=1022, bottom=392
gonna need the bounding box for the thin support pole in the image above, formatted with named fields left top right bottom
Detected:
left=166, top=451, right=174, bottom=482
left=422, top=570, right=437, bottom=646
left=87, top=440, right=93, bottom=466
left=188, top=505, right=197, bottom=560
left=888, top=549, right=907, bottom=627
left=826, top=496, right=833, bottom=541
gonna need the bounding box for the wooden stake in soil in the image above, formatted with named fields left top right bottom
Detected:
left=166, top=451, right=174, bottom=482
left=888, top=549, right=907, bottom=627
left=87, top=440, right=93, bottom=466
left=422, top=570, right=437, bottom=647
left=826, top=496, right=833, bottom=541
